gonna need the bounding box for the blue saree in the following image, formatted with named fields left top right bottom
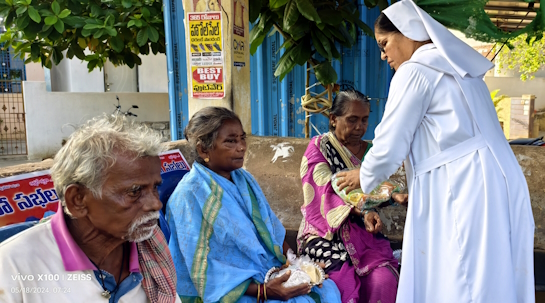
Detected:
left=166, top=163, right=341, bottom=303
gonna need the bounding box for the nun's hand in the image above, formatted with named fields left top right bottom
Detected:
left=335, top=169, right=360, bottom=193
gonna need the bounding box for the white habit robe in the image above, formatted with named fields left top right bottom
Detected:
left=360, top=44, right=535, bottom=302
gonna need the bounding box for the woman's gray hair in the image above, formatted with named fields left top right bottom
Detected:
left=184, top=106, right=241, bottom=164
left=50, top=114, right=165, bottom=215
left=329, top=90, right=370, bottom=131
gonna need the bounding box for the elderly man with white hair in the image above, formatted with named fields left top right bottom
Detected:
left=0, top=115, right=181, bottom=303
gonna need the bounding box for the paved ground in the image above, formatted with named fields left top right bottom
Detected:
left=0, top=156, right=38, bottom=169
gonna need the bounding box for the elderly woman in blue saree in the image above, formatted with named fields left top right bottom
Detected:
left=166, top=107, right=341, bottom=303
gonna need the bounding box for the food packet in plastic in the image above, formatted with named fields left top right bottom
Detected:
left=331, top=169, right=404, bottom=209
left=266, top=249, right=325, bottom=287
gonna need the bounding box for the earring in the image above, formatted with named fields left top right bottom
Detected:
left=204, top=157, right=210, bottom=163
left=332, top=123, right=336, bottom=127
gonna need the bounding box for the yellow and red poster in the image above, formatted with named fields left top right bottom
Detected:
left=187, top=11, right=225, bottom=99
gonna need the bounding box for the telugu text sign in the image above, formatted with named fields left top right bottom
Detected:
left=188, top=12, right=225, bottom=99
left=0, top=171, right=58, bottom=227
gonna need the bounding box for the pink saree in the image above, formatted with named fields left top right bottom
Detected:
left=297, top=132, right=399, bottom=303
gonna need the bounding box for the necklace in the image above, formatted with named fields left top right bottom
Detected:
left=89, top=244, right=126, bottom=300
left=348, top=141, right=363, bottom=157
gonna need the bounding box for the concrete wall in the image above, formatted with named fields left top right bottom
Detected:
left=50, top=54, right=105, bottom=92
left=486, top=77, right=545, bottom=111
left=22, top=81, right=169, bottom=159
left=24, top=62, right=45, bottom=82
left=138, top=54, right=168, bottom=93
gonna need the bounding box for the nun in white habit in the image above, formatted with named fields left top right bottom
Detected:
left=336, top=0, right=535, bottom=302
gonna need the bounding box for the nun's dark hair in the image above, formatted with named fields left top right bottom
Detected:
left=374, top=13, right=401, bottom=34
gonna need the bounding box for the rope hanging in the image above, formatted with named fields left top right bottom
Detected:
left=302, top=63, right=333, bottom=138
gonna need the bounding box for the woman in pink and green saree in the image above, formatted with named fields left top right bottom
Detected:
left=297, top=90, right=406, bottom=303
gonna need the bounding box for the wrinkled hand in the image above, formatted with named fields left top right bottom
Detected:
left=266, top=270, right=311, bottom=301
left=363, top=211, right=382, bottom=234
left=392, top=193, right=408, bottom=207
left=335, top=169, right=360, bottom=193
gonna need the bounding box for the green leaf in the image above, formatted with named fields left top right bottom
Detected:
left=0, top=7, right=11, bottom=18
left=90, top=4, right=101, bottom=17
left=104, top=27, right=116, bottom=36
left=330, top=44, right=341, bottom=62
left=27, top=6, right=41, bottom=23
left=318, top=9, right=342, bottom=26
left=285, top=17, right=309, bottom=41
left=283, top=0, right=299, bottom=31
left=66, top=46, right=74, bottom=59
left=87, top=59, right=98, bottom=71
left=250, top=19, right=273, bottom=55
left=15, top=14, right=29, bottom=29
left=81, top=28, right=93, bottom=37
left=93, top=28, right=104, bottom=38
left=378, top=0, right=388, bottom=11
left=54, top=19, right=64, bottom=33
left=249, top=0, right=262, bottom=23
left=295, top=0, right=320, bottom=23
left=39, top=9, right=53, bottom=16
left=364, top=0, right=378, bottom=8
left=58, top=9, right=70, bottom=18
left=15, top=6, right=26, bottom=16
left=110, top=35, right=124, bottom=52
left=134, top=19, right=143, bottom=27
left=269, top=0, right=288, bottom=9
left=141, top=7, right=150, bottom=20
left=5, top=0, right=12, bottom=6
left=136, top=28, right=148, bottom=46
left=311, top=29, right=329, bottom=59
left=274, top=45, right=296, bottom=81
left=83, top=23, right=102, bottom=30
left=348, top=22, right=356, bottom=44
left=78, top=37, right=86, bottom=48
left=338, top=23, right=354, bottom=45
left=278, top=38, right=293, bottom=51
left=314, top=62, right=337, bottom=85
left=122, top=0, right=132, bottom=8
left=151, top=40, right=159, bottom=54
left=51, top=46, right=63, bottom=65
left=5, top=10, right=15, bottom=27
left=315, top=29, right=332, bottom=59
left=127, top=20, right=136, bottom=27
left=147, top=26, right=159, bottom=42
left=30, top=43, right=40, bottom=60
left=292, top=38, right=311, bottom=65
left=51, top=0, right=60, bottom=15
left=71, top=42, right=86, bottom=60
left=44, top=15, right=58, bottom=25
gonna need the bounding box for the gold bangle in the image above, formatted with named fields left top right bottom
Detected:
left=257, top=283, right=261, bottom=303
left=264, top=283, right=267, bottom=301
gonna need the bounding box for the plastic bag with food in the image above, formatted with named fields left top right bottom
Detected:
left=331, top=169, right=404, bottom=209
left=264, top=249, right=325, bottom=287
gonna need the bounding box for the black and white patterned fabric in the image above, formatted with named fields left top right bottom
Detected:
left=303, top=232, right=349, bottom=273
left=319, top=135, right=347, bottom=173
